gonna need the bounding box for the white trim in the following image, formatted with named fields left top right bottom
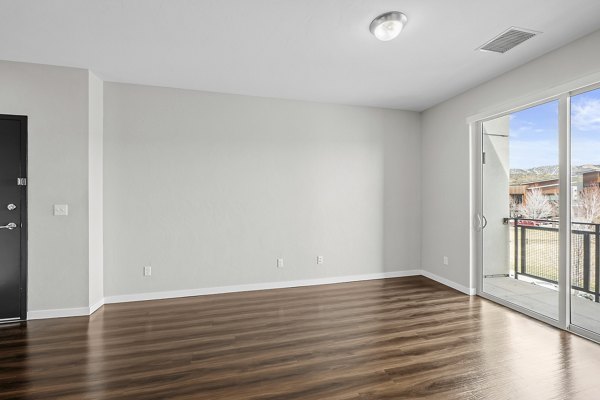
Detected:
left=569, top=324, right=600, bottom=345
left=421, top=270, right=476, bottom=296
left=466, top=70, right=600, bottom=124
left=478, top=291, right=561, bottom=329
left=471, top=120, right=483, bottom=294
left=27, top=269, right=476, bottom=319
left=27, top=300, right=105, bottom=320
left=558, top=93, right=571, bottom=330
left=89, top=298, right=105, bottom=315
left=104, top=270, right=423, bottom=304
left=27, top=307, right=90, bottom=320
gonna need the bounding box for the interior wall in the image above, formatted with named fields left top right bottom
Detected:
left=0, top=60, right=90, bottom=312
left=103, top=83, right=421, bottom=297
left=88, top=71, right=104, bottom=308
left=421, top=28, right=600, bottom=289
left=6, top=28, right=600, bottom=315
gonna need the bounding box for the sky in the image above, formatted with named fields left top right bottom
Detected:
left=508, top=88, right=600, bottom=170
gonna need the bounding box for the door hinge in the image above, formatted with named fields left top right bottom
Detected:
left=482, top=152, right=486, bottom=165
left=17, top=178, right=27, bottom=186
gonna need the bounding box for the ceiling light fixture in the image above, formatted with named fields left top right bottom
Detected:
left=370, top=11, right=407, bottom=42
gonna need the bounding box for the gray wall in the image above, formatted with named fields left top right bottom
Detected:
left=103, top=83, right=421, bottom=296
left=0, top=60, right=90, bottom=311
left=7, top=27, right=600, bottom=311
left=421, top=29, right=600, bottom=288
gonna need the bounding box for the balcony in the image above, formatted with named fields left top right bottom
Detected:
left=483, top=218, right=600, bottom=331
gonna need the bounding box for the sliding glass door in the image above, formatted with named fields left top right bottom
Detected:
left=479, top=81, right=600, bottom=341
left=482, top=100, right=560, bottom=321
left=570, top=86, right=600, bottom=336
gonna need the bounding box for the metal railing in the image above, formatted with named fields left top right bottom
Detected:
left=507, top=218, right=600, bottom=302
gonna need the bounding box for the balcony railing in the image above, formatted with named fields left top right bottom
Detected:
left=507, top=217, right=600, bottom=302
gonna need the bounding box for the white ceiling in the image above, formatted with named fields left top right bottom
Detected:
left=1, top=0, right=600, bottom=111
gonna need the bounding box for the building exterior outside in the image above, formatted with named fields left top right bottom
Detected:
left=510, top=170, right=600, bottom=207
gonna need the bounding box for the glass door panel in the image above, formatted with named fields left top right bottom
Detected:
left=570, top=87, right=600, bottom=334
left=482, top=100, right=560, bottom=320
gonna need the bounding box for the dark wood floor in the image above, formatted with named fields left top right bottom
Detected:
left=2, top=276, right=600, bottom=399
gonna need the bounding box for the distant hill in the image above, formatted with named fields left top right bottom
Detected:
left=510, top=164, right=600, bottom=185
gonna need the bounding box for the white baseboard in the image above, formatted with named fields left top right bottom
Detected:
left=89, top=298, right=105, bottom=315
left=28, top=303, right=103, bottom=321
left=27, top=307, right=90, bottom=320
left=421, top=270, right=476, bottom=295
left=104, top=270, right=423, bottom=304
left=27, top=269, right=475, bottom=319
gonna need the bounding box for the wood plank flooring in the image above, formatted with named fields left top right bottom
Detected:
left=2, top=276, right=600, bottom=399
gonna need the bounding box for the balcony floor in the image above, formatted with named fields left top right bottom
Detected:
left=484, top=276, right=600, bottom=334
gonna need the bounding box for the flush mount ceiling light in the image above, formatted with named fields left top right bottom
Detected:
left=370, top=11, right=407, bottom=42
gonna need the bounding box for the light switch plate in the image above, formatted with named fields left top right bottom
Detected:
left=54, top=204, right=68, bottom=216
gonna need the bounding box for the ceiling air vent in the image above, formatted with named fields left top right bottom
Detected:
left=478, top=27, right=540, bottom=53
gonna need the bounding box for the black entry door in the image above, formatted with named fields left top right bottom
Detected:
left=0, top=115, right=27, bottom=321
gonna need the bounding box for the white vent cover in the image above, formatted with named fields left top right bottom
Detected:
left=478, top=27, right=540, bottom=53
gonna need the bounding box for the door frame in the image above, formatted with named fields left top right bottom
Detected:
left=472, top=99, right=565, bottom=331
left=0, top=114, right=28, bottom=321
left=470, top=76, right=600, bottom=343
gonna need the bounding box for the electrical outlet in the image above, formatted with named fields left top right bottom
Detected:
left=443, top=256, right=449, bottom=266
left=143, top=266, right=152, bottom=276
left=317, top=256, right=324, bottom=264
left=53, top=204, right=69, bottom=216
left=277, top=258, right=284, bottom=268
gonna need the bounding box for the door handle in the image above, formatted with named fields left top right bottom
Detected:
left=476, top=214, right=488, bottom=231
left=0, top=222, right=17, bottom=230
